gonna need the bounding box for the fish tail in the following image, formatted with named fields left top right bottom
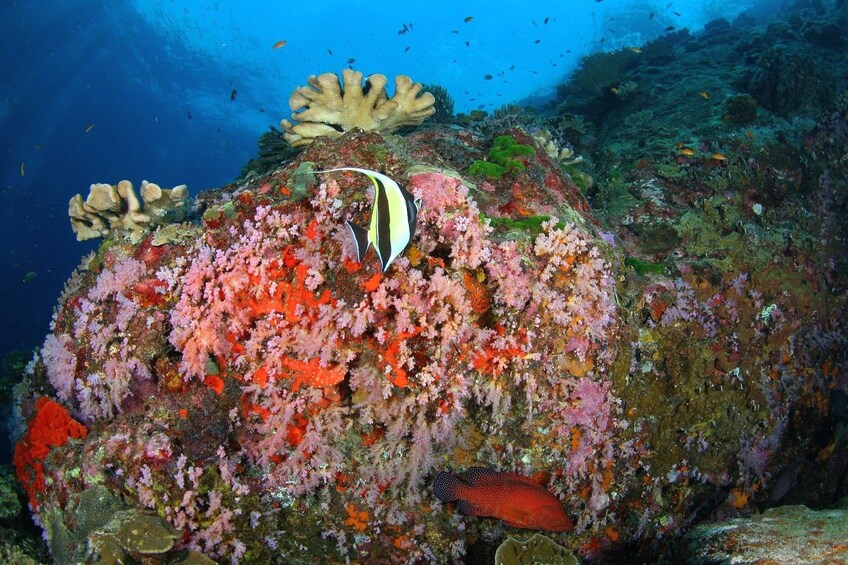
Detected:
left=346, top=220, right=370, bottom=263
left=433, top=471, right=463, bottom=502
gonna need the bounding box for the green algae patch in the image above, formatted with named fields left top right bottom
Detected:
left=468, top=160, right=515, bottom=179
left=489, top=135, right=535, bottom=161
left=202, top=201, right=238, bottom=224
left=624, top=256, right=667, bottom=275
left=287, top=161, right=318, bottom=201
left=152, top=222, right=203, bottom=246
left=468, top=135, right=535, bottom=179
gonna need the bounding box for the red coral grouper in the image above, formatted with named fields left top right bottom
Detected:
left=433, top=467, right=574, bottom=532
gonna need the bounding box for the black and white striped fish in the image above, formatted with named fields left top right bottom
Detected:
left=313, top=167, right=421, bottom=271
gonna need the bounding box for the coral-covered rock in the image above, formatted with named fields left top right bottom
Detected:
left=22, top=129, right=626, bottom=562
left=15, top=118, right=848, bottom=563
left=681, top=504, right=848, bottom=563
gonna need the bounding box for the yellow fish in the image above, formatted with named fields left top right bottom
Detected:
left=272, top=40, right=287, bottom=49
left=711, top=153, right=726, bottom=161
left=629, top=47, right=642, bottom=53
left=699, top=91, right=709, bottom=99
left=679, top=147, right=695, bottom=156
left=313, top=168, right=421, bottom=272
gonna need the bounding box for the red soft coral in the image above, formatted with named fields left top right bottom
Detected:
left=13, top=397, right=87, bottom=508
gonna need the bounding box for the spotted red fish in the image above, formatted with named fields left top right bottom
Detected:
left=433, top=467, right=573, bottom=532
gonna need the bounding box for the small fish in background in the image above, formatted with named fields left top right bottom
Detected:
left=230, top=89, right=237, bottom=101
left=484, top=74, right=493, bottom=80
left=762, top=461, right=801, bottom=508
left=829, top=388, right=846, bottom=424
left=699, top=91, right=710, bottom=99
left=187, top=111, right=193, bottom=119
left=629, top=46, right=642, bottom=53
left=404, top=46, right=410, bottom=53
left=665, top=25, right=676, bottom=32
left=347, top=57, right=356, bottom=64
left=84, top=123, right=95, bottom=133
left=673, top=11, right=682, bottom=16
left=464, top=16, right=474, bottom=23
left=544, top=16, right=550, bottom=24
left=534, top=39, right=541, bottom=44
left=312, top=167, right=421, bottom=272
left=22, top=271, right=38, bottom=283
left=649, top=12, right=655, bottom=19
left=272, top=39, right=287, bottom=49
left=434, top=467, right=573, bottom=532
left=465, top=40, right=470, bottom=47
left=328, top=48, right=333, bottom=55
left=679, top=147, right=696, bottom=156
left=711, top=153, right=727, bottom=161
left=19, top=161, right=25, bottom=176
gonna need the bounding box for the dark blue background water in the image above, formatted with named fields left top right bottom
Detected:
left=0, top=2, right=258, bottom=354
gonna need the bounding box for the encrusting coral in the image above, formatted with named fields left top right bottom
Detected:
left=280, top=69, right=436, bottom=147
left=68, top=180, right=189, bottom=242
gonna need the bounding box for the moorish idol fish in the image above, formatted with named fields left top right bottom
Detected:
left=312, top=167, right=421, bottom=272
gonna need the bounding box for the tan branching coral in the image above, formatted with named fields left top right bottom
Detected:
left=532, top=129, right=584, bottom=165
left=68, top=180, right=189, bottom=242
left=280, top=69, right=436, bottom=147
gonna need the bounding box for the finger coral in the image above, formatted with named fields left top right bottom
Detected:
left=280, top=69, right=436, bottom=147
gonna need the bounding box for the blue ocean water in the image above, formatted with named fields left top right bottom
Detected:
left=0, top=0, right=778, bottom=462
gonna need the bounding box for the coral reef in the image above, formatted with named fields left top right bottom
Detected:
left=18, top=127, right=624, bottom=562
left=68, top=180, right=189, bottom=242
left=11, top=4, right=848, bottom=563
left=280, top=69, right=436, bottom=147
